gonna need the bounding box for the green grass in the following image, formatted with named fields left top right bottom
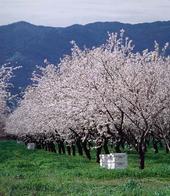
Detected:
left=0, top=141, right=170, bottom=195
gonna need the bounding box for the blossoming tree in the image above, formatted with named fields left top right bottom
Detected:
left=0, top=65, right=13, bottom=135
left=6, top=32, right=170, bottom=169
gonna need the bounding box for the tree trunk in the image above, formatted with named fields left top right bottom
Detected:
left=115, top=142, right=121, bottom=153
left=45, top=144, right=48, bottom=151
left=164, top=140, right=170, bottom=153
left=66, top=146, right=71, bottom=155
left=51, top=142, right=56, bottom=153
left=144, top=143, right=147, bottom=152
left=36, top=143, right=42, bottom=149
left=159, top=141, right=163, bottom=148
left=72, top=145, right=76, bottom=156
left=76, top=140, right=83, bottom=156
left=48, top=143, right=51, bottom=152
left=96, top=146, right=102, bottom=163
left=139, top=144, right=145, bottom=169
left=153, top=139, right=158, bottom=154
left=58, top=142, right=62, bottom=154
left=121, top=140, right=125, bottom=149
left=166, top=145, right=169, bottom=153
left=61, top=141, right=65, bottom=154
left=42, top=144, right=45, bottom=149
left=82, top=141, right=91, bottom=160
left=47, top=144, right=50, bottom=152
left=103, top=139, right=109, bottom=154
left=58, top=141, right=65, bottom=154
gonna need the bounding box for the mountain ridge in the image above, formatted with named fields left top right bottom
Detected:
left=1, top=20, right=170, bottom=28
left=0, top=21, right=170, bottom=94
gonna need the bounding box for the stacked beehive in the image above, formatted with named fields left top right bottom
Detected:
left=27, top=143, right=36, bottom=150
left=100, top=153, right=128, bottom=169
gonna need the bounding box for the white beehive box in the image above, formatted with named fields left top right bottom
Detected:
left=27, top=143, right=36, bottom=150
left=17, top=140, right=24, bottom=144
left=100, top=153, right=128, bottom=169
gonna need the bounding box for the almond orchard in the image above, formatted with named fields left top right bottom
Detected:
left=4, top=31, right=170, bottom=169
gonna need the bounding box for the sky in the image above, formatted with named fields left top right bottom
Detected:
left=0, top=0, right=170, bottom=27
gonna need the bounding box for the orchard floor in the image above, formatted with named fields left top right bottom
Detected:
left=0, top=141, right=170, bottom=196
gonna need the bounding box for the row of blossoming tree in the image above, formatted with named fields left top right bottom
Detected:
left=0, top=65, right=13, bottom=136
left=5, top=31, right=170, bottom=169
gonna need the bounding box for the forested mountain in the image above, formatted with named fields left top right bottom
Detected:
left=0, top=21, right=170, bottom=94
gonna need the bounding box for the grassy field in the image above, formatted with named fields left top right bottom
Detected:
left=0, top=141, right=170, bottom=196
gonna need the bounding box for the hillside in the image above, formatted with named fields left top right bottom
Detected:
left=0, top=21, right=170, bottom=94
